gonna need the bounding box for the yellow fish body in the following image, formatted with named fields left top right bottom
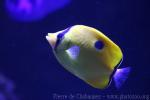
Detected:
left=46, top=25, right=130, bottom=89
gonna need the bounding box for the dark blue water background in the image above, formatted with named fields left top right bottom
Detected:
left=0, top=0, right=149, bottom=100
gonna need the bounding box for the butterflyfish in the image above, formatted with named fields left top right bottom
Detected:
left=46, top=25, right=131, bottom=89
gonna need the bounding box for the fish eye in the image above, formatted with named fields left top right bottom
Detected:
left=57, top=33, right=64, bottom=39
left=54, top=33, right=65, bottom=51
left=94, top=40, right=104, bottom=50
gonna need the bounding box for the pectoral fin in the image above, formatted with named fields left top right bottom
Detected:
left=66, top=45, right=80, bottom=60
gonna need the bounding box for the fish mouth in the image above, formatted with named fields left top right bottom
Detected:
left=46, top=33, right=57, bottom=49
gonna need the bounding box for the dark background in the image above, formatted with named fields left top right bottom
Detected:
left=0, top=0, right=150, bottom=100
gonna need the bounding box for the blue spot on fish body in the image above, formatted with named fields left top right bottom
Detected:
left=94, top=40, right=104, bottom=50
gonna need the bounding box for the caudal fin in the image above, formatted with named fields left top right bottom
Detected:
left=113, top=67, right=131, bottom=89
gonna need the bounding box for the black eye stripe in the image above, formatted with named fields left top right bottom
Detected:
left=54, top=27, right=71, bottom=50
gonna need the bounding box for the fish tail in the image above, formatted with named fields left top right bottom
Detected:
left=113, top=67, right=131, bottom=89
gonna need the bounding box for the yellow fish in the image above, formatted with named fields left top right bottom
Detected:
left=46, top=25, right=131, bottom=89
